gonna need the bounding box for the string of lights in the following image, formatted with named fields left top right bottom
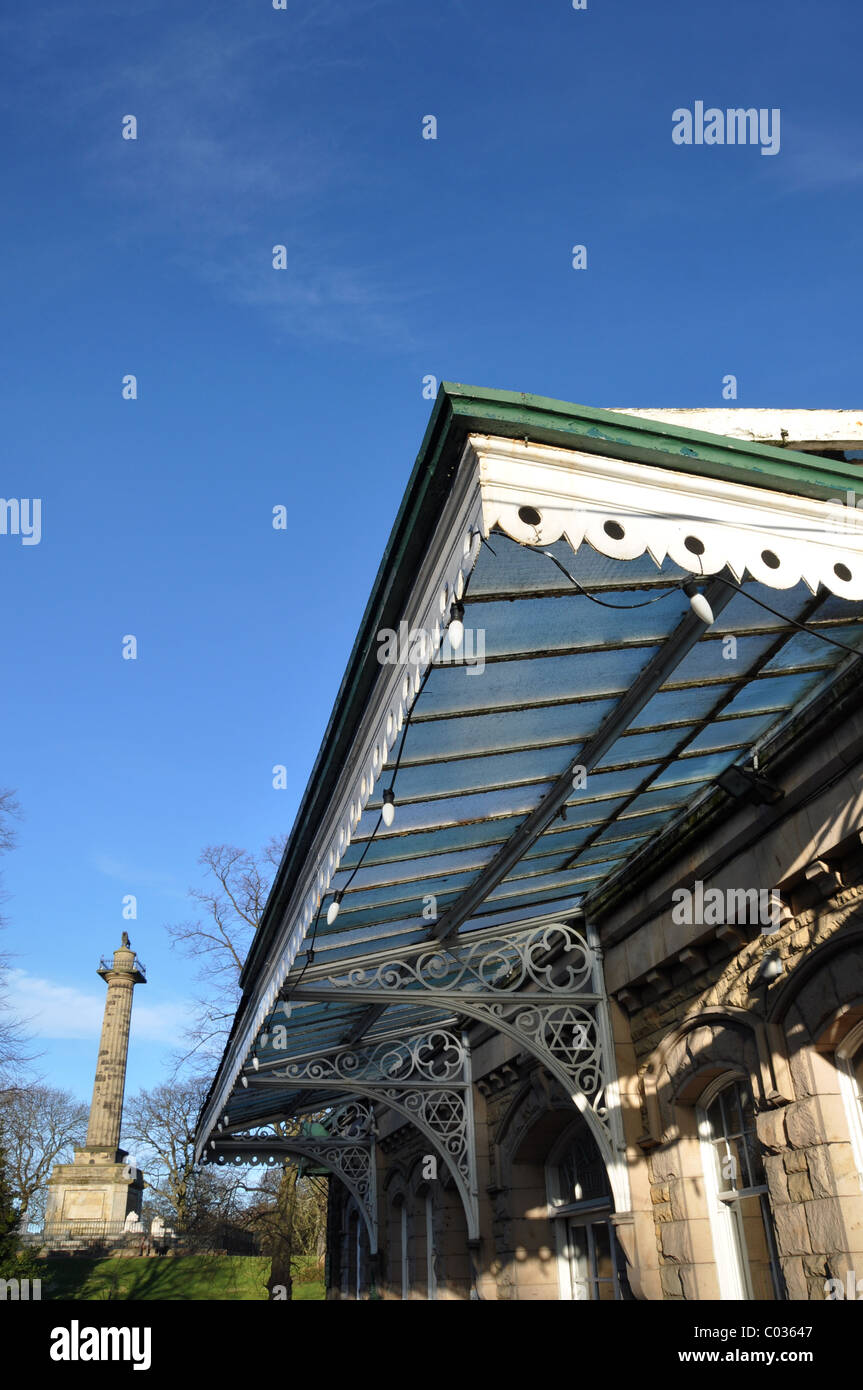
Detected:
left=529, top=539, right=863, bottom=657
left=276, top=577, right=475, bottom=1027
left=525, top=544, right=685, bottom=610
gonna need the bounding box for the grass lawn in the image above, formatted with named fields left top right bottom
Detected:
left=40, top=1254, right=325, bottom=1302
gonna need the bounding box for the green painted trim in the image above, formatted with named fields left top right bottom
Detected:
left=440, top=382, right=863, bottom=499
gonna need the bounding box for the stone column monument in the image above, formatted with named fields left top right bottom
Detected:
left=44, top=934, right=146, bottom=1234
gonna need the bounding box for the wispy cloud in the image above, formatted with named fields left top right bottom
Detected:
left=93, top=854, right=188, bottom=899
left=5, top=968, right=188, bottom=1043
left=774, top=121, right=863, bottom=194
left=0, top=0, right=415, bottom=344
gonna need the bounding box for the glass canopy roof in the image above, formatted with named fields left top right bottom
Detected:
left=214, top=528, right=863, bottom=1131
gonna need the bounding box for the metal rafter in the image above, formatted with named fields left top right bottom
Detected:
left=336, top=581, right=734, bottom=1049
left=203, top=1102, right=379, bottom=1252
left=427, top=576, right=734, bottom=944
left=558, top=590, right=831, bottom=876
left=276, top=920, right=621, bottom=1171
left=242, top=1028, right=480, bottom=1239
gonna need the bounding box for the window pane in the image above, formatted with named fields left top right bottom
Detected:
left=591, top=1222, right=616, bottom=1300
left=739, top=1195, right=776, bottom=1300
left=703, top=1079, right=784, bottom=1300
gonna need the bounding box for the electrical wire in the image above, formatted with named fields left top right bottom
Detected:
left=280, top=582, right=476, bottom=1011
left=525, top=545, right=683, bottom=609
left=531, top=539, right=863, bottom=657
left=709, top=573, right=863, bottom=660
left=686, top=550, right=863, bottom=661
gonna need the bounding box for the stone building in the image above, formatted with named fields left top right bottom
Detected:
left=199, top=385, right=863, bottom=1300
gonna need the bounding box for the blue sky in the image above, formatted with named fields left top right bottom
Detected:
left=1, top=0, right=862, bottom=1116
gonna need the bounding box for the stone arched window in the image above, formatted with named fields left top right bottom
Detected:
left=545, top=1121, right=633, bottom=1301
left=696, top=1074, right=785, bottom=1301
left=409, top=1155, right=439, bottom=1302
left=384, top=1169, right=411, bottom=1301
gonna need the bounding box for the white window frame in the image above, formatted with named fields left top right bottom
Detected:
left=697, top=1073, right=773, bottom=1301
left=546, top=1127, right=583, bottom=1300
left=545, top=1124, right=627, bottom=1301
left=836, top=1020, right=863, bottom=1193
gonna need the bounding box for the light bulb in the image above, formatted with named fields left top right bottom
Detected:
left=382, top=788, right=396, bottom=827
left=449, top=600, right=465, bottom=651
left=252, top=1056, right=259, bottom=1071
left=241, top=1076, right=249, bottom=1088
left=763, top=953, right=783, bottom=981
left=683, top=581, right=714, bottom=626
left=690, top=593, right=714, bottom=625
left=327, top=891, right=344, bottom=926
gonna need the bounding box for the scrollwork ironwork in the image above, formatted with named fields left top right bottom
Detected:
left=279, top=1028, right=466, bottom=1087
left=319, top=923, right=594, bottom=998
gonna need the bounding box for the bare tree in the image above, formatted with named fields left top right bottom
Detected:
left=165, top=835, right=325, bottom=1297
left=166, top=839, right=284, bottom=1075
left=0, top=1084, right=88, bottom=1220
left=0, top=789, right=34, bottom=1089
left=288, top=1172, right=328, bottom=1260
left=123, top=1078, right=237, bottom=1234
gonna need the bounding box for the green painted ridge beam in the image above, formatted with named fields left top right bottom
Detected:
left=441, top=382, right=863, bottom=498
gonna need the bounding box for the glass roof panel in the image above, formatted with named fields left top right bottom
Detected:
left=629, top=684, right=737, bottom=730
left=406, top=698, right=618, bottom=762
left=474, top=590, right=687, bottom=660
left=313, top=890, right=466, bottom=934
left=760, top=623, right=862, bottom=672
left=468, top=533, right=687, bottom=597
left=333, top=845, right=497, bottom=893
left=719, top=669, right=838, bottom=716
left=373, top=742, right=585, bottom=804
left=592, top=806, right=684, bottom=839
left=565, top=763, right=663, bottom=802
left=650, top=748, right=739, bottom=789
left=339, top=814, right=525, bottom=870
left=710, top=581, right=822, bottom=631
left=518, top=823, right=602, bottom=862
left=496, top=861, right=624, bottom=894
left=570, top=834, right=653, bottom=865
left=811, top=594, right=863, bottom=621
left=618, top=781, right=708, bottom=817
left=595, top=727, right=696, bottom=768
left=683, top=712, right=780, bottom=754
left=469, top=883, right=596, bottom=917
left=351, top=783, right=554, bottom=837
left=419, top=646, right=662, bottom=718
left=665, top=633, right=788, bottom=687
